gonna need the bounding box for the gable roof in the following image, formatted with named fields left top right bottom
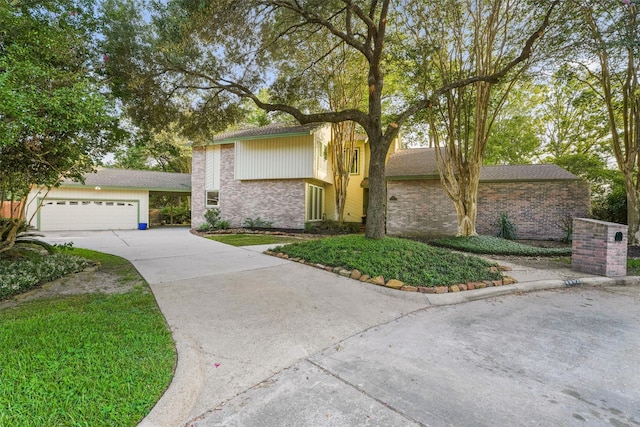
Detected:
left=212, top=123, right=326, bottom=143
left=61, top=168, right=191, bottom=192
left=386, top=148, right=579, bottom=181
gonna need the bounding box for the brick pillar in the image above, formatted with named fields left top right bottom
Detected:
left=572, top=218, right=627, bottom=277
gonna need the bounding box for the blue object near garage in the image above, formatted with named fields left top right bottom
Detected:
left=138, top=223, right=148, bottom=230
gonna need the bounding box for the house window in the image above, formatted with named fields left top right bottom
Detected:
left=206, top=190, right=220, bottom=207
left=307, top=184, right=324, bottom=221
left=349, top=148, right=360, bottom=175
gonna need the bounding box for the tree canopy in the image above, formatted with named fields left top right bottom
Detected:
left=101, top=0, right=559, bottom=238
left=0, top=0, right=116, bottom=252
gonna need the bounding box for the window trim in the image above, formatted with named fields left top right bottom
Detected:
left=307, top=184, right=324, bottom=222
left=349, top=148, right=360, bottom=175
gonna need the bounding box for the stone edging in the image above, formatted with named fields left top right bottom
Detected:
left=264, top=250, right=517, bottom=293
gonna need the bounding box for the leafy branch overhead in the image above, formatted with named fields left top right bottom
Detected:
left=102, top=0, right=561, bottom=239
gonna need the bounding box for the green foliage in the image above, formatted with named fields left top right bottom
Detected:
left=430, top=236, right=572, bottom=257
left=273, top=235, right=502, bottom=287
left=592, top=179, right=627, bottom=224
left=110, top=124, right=192, bottom=173
left=0, top=290, right=175, bottom=426
left=494, top=213, right=518, bottom=240
left=1, top=0, right=117, bottom=252
left=207, top=234, right=298, bottom=246
left=216, top=220, right=230, bottom=230
left=243, top=217, right=273, bottom=229
left=160, top=204, right=190, bottom=225
left=0, top=253, right=88, bottom=300
left=202, top=209, right=230, bottom=231
left=559, top=215, right=573, bottom=243
left=304, top=220, right=361, bottom=235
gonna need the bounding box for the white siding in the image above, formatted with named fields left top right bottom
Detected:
left=26, top=187, right=148, bottom=231
left=205, top=145, right=221, bottom=190
left=234, top=136, right=314, bottom=180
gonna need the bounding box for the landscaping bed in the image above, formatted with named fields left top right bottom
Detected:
left=269, top=235, right=508, bottom=292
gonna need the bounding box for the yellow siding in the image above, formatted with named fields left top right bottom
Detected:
left=323, top=140, right=367, bottom=222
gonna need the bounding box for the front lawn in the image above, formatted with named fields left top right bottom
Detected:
left=0, top=249, right=176, bottom=426
left=207, top=234, right=299, bottom=246
left=273, top=235, right=502, bottom=287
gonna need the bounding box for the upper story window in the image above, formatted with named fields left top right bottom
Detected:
left=350, top=148, right=360, bottom=175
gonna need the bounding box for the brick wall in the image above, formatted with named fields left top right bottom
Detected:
left=218, top=145, right=307, bottom=229
left=476, top=180, right=590, bottom=240
left=572, top=218, right=627, bottom=277
left=387, top=178, right=590, bottom=240
left=191, top=147, right=206, bottom=228
left=387, top=180, right=458, bottom=236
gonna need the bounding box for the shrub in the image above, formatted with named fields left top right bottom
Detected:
left=0, top=253, right=89, bottom=300
left=494, top=212, right=517, bottom=240
left=243, top=217, right=273, bottom=229
left=203, top=209, right=230, bottom=230
left=559, top=215, right=573, bottom=243
left=216, top=220, right=230, bottom=230
left=197, top=223, right=212, bottom=232
left=160, top=204, right=190, bottom=224
left=305, top=220, right=361, bottom=235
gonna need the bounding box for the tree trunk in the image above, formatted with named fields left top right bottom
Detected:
left=365, top=134, right=390, bottom=239
left=625, top=173, right=640, bottom=244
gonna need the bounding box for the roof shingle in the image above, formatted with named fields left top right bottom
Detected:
left=212, top=123, right=326, bottom=143
left=61, top=168, right=191, bottom=192
left=386, top=148, right=579, bottom=181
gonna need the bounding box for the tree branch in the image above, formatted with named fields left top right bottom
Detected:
left=390, top=0, right=560, bottom=135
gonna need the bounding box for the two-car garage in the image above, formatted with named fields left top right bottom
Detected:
left=26, top=168, right=191, bottom=232
left=38, top=199, right=140, bottom=231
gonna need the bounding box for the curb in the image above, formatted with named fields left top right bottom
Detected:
left=424, top=275, right=640, bottom=306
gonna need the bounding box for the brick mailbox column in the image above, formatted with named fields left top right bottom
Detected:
left=572, top=218, right=627, bottom=277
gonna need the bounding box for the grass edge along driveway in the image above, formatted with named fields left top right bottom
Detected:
left=0, top=248, right=176, bottom=427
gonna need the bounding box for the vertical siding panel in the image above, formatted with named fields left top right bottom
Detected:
left=235, top=136, right=315, bottom=179
left=205, top=147, right=214, bottom=188
left=212, top=145, right=221, bottom=189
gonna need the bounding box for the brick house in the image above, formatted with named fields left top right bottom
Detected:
left=386, top=148, right=591, bottom=240
left=191, top=123, right=385, bottom=229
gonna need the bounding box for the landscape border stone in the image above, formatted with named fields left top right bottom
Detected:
left=265, top=250, right=516, bottom=293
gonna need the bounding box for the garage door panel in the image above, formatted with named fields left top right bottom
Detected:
left=40, top=200, right=139, bottom=231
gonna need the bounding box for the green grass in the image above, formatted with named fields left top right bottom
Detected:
left=207, top=234, right=299, bottom=246
left=273, top=235, right=502, bottom=287
left=628, top=258, right=640, bottom=275
left=0, top=250, right=176, bottom=426
left=429, top=235, right=572, bottom=256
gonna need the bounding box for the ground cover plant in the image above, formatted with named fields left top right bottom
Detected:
left=0, top=251, right=88, bottom=300
left=273, top=235, right=502, bottom=287
left=207, top=234, right=298, bottom=247
left=0, top=249, right=176, bottom=426
left=429, top=236, right=572, bottom=256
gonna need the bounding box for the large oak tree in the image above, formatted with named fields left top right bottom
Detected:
left=103, top=0, right=559, bottom=238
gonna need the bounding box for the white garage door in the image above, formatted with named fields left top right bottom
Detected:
left=39, top=200, right=139, bottom=231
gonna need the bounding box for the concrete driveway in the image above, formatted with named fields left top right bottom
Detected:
left=43, top=228, right=640, bottom=427
left=43, top=228, right=431, bottom=426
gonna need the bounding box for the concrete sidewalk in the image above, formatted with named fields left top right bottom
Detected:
left=42, top=228, right=640, bottom=427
